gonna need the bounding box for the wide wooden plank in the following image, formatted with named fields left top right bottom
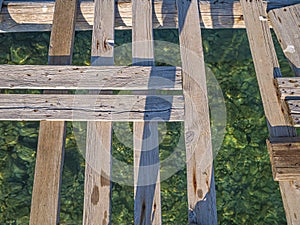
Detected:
left=83, top=0, right=115, bottom=224
left=132, top=0, right=161, bottom=224
left=241, top=0, right=300, bottom=224
left=267, top=137, right=300, bottom=181
left=177, top=0, right=217, bottom=224
left=0, top=94, right=184, bottom=121
left=268, top=4, right=300, bottom=76
left=29, top=0, right=78, bottom=224
left=0, top=0, right=250, bottom=33
left=0, top=65, right=182, bottom=90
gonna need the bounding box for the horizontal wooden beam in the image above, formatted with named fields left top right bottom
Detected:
left=0, top=94, right=184, bottom=121
left=0, top=65, right=182, bottom=90
left=0, top=0, right=250, bottom=32
left=267, top=137, right=300, bottom=181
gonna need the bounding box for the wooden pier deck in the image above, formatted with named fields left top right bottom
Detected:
left=0, top=0, right=299, bottom=224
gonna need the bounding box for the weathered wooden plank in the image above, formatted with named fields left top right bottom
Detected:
left=83, top=0, right=115, bottom=224
left=83, top=122, right=112, bottom=225
left=29, top=0, right=78, bottom=224
left=268, top=4, right=300, bottom=76
left=132, top=0, right=161, bottom=224
left=241, top=0, right=300, bottom=224
left=0, top=94, right=184, bottom=121
left=177, top=0, right=217, bottom=224
left=29, top=121, right=66, bottom=225
left=48, top=0, right=77, bottom=64
left=0, top=0, right=250, bottom=33
left=267, top=137, right=300, bottom=181
left=277, top=77, right=300, bottom=99
left=133, top=122, right=161, bottom=225
left=0, top=65, right=182, bottom=91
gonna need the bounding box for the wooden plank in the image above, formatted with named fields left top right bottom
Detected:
left=132, top=0, right=161, bottom=224
left=48, top=0, right=77, bottom=64
left=29, top=0, right=77, bottom=224
left=268, top=4, right=300, bottom=76
left=0, top=94, right=184, bottom=121
left=29, top=121, right=66, bottom=225
left=83, top=0, right=114, bottom=224
left=0, top=65, right=182, bottom=91
left=241, top=0, right=300, bottom=224
left=267, top=137, right=300, bottom=181
left=176, top=0, right=217, bottom=224
left=277, top=77, right=300, bottom=99
left=83, top=122, right=112, bottom=225
left=0, top=0, right=251, bottom=33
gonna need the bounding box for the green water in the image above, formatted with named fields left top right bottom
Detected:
left=0, top=29, right=292, bottom=224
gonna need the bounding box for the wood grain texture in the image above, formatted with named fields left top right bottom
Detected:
left=0, top=65, right=182, bottom=90
left=177, top=0, right=217, bottom=224
left=83, top=0, right=114, bottom=224
left=83, top=122, right=112, bottom=225
left=30, top=121, right=66, bottom=225
left=132, top=0, right=154, bottom=66
left=48, top=0, right=77, bottom=64
left=132, top=0, right=161, bottom=224
left=241, top=0, right=300, bottom=224
left=29, top=0, right=77, bottom=223
left=0, top=0, right=248, bottom=33
left=267, top=137, right=300, bottom=181
left=0, top=94, right=184, bottom=121
left=268, top=4, right=300, bottom=76
left=277, top=77, right=300, bottom=99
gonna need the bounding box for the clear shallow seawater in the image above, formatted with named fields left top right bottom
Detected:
left=0, top=29, right=293, bottom=224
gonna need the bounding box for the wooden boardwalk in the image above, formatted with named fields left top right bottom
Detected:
left=0, top=0, right=300, bottom=224
left=241, top=1, right=300, bottom=225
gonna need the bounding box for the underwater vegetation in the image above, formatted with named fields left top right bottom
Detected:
left=0, top=29, right=292, bottom=224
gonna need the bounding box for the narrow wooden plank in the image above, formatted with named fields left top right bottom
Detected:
left=83, top=122, right=112, bottom=225
left=241, top=0, right=300, bottom=224
left=29, top=121, right=66, bottom=225
left=0, top=65, right=182, bottom=90
left=0, top=0, right=249, bottom=33
left=133, top=122, right=160, bottom=225
left=176, top=0, right=217, bottom=224
left=132, top=0, right=161, bottom=224
left=83, top=0, right=114, bottom=224
left=29, top=0, right=77, bottom=224
left=267, top=138, right=300, bottom=181
left=268, top=4, right=300, bottom=76
left=48, top=0, right=77, bottom=64
left=0, top=94, right=184, bottom=121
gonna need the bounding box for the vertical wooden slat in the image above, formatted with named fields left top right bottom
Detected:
left=176, top=0, right=217, bottom=224
left=29, top=0, right=78, bottom=224
left=0, top=0, right=3, bottom=13
left=132, top=0, right=161, bottom=224
left=240, top=0, right=300, bottom=224
left=83, top=0, right=114, bottom=224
